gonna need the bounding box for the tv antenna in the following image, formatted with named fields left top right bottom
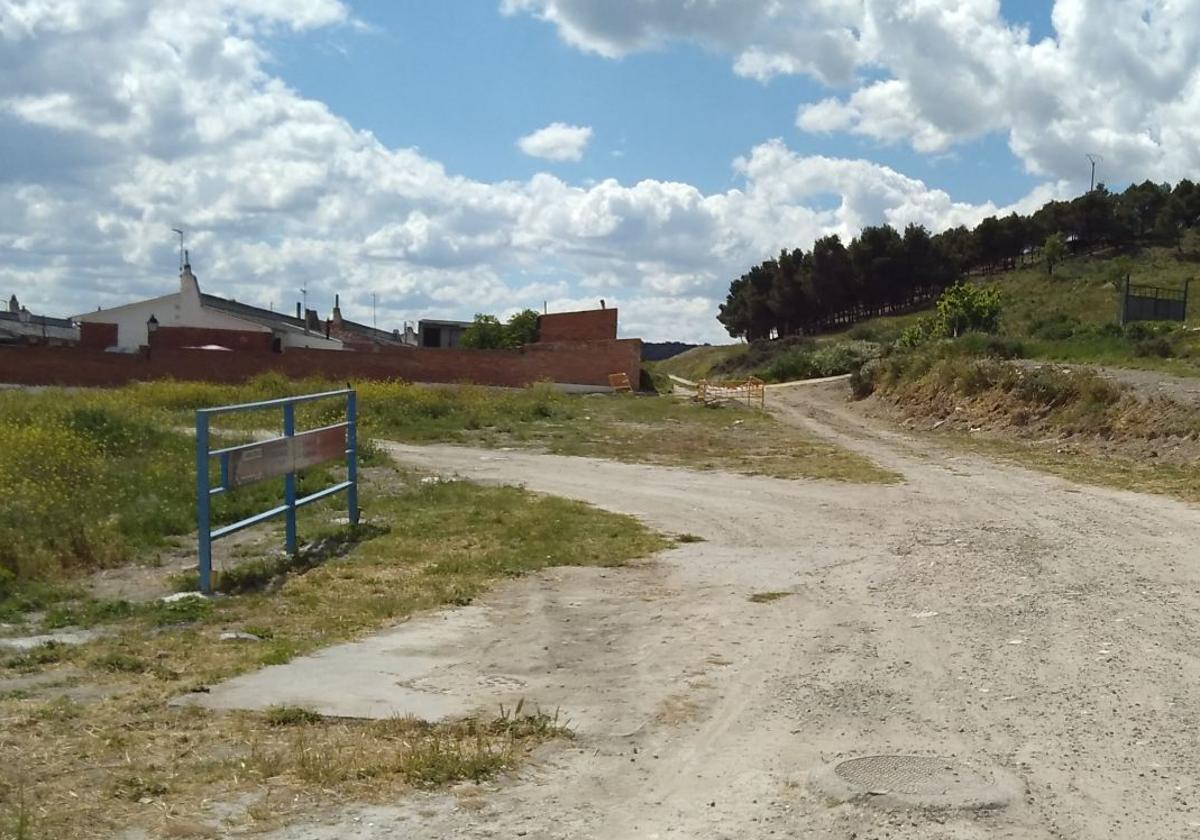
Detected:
left=171, top=228, right=185, bottom=271
left=1086, top=154, right=1102, bottom=192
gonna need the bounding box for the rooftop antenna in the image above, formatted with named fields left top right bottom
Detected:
left=171, top=228, right=185, bottom=271
left=1086, top=154, right=1102, bottom=192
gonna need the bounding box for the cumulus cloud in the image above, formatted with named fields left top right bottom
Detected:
left=1, top=0, right=1062, bottom=343
left=517, top=122, right=593, bottom=162
left=508, top=0, right=1200, bottom=186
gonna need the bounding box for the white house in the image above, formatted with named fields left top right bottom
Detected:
left=75, top=260, right=343, bottom=352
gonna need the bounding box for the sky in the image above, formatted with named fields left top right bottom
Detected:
left=3, top=1, right=1200, bottom=343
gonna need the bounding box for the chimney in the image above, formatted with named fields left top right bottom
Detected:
left=332, top=293, right=343, bottom=327
left=296, top=302, right=302, bottom=319
left=8, top=295, right=17, bottom=314
left=305, top=308, right=321, bottom=332
left=179, top=253, right=200, bottom=301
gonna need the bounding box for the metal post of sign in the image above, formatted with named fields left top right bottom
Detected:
left=347, top=390, right=359, bottom=525
left=282, top=403, right=297, bottom=555
left=196, top=412, right=213, bottom=595
left=194, top=389, right=359, bottom=596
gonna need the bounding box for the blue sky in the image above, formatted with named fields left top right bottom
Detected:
left=267, top=1, right=1044, bottom=205
left=4, top=1, right=1197, bottom=342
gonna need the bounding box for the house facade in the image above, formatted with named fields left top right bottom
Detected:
left=74, top=261, right=343, bottom=352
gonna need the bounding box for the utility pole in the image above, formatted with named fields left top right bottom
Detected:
left=372, top=292, right=377, bottom=330
left=1086, top=154, right=1102, bottom=192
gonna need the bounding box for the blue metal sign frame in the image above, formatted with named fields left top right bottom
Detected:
left=195, top=389, right=359, bottom=594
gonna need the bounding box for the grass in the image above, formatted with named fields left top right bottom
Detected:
left=863, top=340, right=1200, bottom=505
left=946, top=434, right=1200, bottom=506
left=651, top=344, right=749, bottom=381
left=462, top=390, right=898, bottom=483
left=0, top=473, right=668, bottom=839
left=0, top=377, right=895, bottom=617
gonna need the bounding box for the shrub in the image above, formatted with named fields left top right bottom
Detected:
left=1134, top=336, right=1174, bottom=358
left=1029, top=313, right=1082, bottom=341
left=953, top=333, right=1026, bottom=359
left=933, top=282, right=1002, bottom=338
left=849, top=359, right=880, bottom=399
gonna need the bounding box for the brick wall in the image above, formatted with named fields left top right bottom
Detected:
left=537, top=308, right=618, bottom=342
left=151, top=326, right=275, bottom=353
left=0, top=338, right=643, bottom=390
left=79, top=322, right=118, bottom=349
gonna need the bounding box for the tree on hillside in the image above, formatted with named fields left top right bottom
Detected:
left=1119, top=181, right=1169, bottom=237
left=810, top=235, right=856, bottom=324
left=768, top=249, right=809, bottom=336
left=849, top=225, right=904, bottom=314
left=1043, top=232, right=1066, bottom=276
left=1155, top=194, right=1190, bottom=251
left=933, top=225, right=977, bottom=274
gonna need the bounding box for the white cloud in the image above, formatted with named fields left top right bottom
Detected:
left=0, top=1, right=1065, bottom=344
left=508, top=0, right=1200, bottom=187
left=517, top=122, right=593, bottom=162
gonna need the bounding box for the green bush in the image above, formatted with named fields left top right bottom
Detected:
left=1029, top=313, right=1082, bottom=340
left=849, top=360, right=880, bottom=399
left=1134, top=336, right=1174, bottom=358
left=933, top=283, right=1002, bottom=338
left=953, top=333, right=1026, bottom=359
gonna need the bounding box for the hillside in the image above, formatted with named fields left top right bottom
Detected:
left=658, top=236, right=1200, bottom=383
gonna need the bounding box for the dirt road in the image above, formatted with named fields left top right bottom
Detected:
left=260, top=385, right=1200, bottom=839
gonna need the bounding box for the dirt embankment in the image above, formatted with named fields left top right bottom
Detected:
left=865, top=355, right=1200, bottom=469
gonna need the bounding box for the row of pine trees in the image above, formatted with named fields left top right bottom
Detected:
left=718, top=179, right=1200, bottom=341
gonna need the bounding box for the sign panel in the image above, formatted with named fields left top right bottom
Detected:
left=227, top=426, right=347, bottom=488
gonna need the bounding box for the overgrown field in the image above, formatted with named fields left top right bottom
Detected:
left=0, top=377, right=893, bottom=608
left=0, top=474, right=670, bottom=839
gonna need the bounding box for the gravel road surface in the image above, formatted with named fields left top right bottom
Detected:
left=254, top=385, right=1200, bottom=839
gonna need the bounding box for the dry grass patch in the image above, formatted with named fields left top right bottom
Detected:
left=472, top=396, right=898, bottom=483
left=0, top=476, right=667, bottom=840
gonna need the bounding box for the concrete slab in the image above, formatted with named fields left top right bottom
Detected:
left=173, top=564, right=692, bottom=736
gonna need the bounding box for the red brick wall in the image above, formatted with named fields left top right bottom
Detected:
left=0, top=339, right=643, bottom=390
left=538, top=308, right=618, bottom=342
left=150, top=326, right=274, bottom=353
left=79, top=322, right=118, bottom=349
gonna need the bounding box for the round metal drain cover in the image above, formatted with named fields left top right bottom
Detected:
left=835, top=755, right=989, bottom=796
left=811, top=754, right=1021, bottom=811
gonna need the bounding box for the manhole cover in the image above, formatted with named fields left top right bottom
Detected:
left=811, top=754, right=1021, bottom=811
left=834, top=755, right=990, bottom=796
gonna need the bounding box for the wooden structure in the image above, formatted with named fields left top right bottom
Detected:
left=608, top=372, right=633, bottom=393
left=695, top=376, right=765, bottom=409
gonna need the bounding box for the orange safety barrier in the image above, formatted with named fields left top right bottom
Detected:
left=695, top=376, right=765, bottom=409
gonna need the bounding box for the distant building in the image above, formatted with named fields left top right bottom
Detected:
left=0, top=295, right=79, bottom=345
left=74, top=260, right=343, bottom=352
left=418, top=318, right=473, bottom=348
left=329, top=296, right=416, bottom=350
